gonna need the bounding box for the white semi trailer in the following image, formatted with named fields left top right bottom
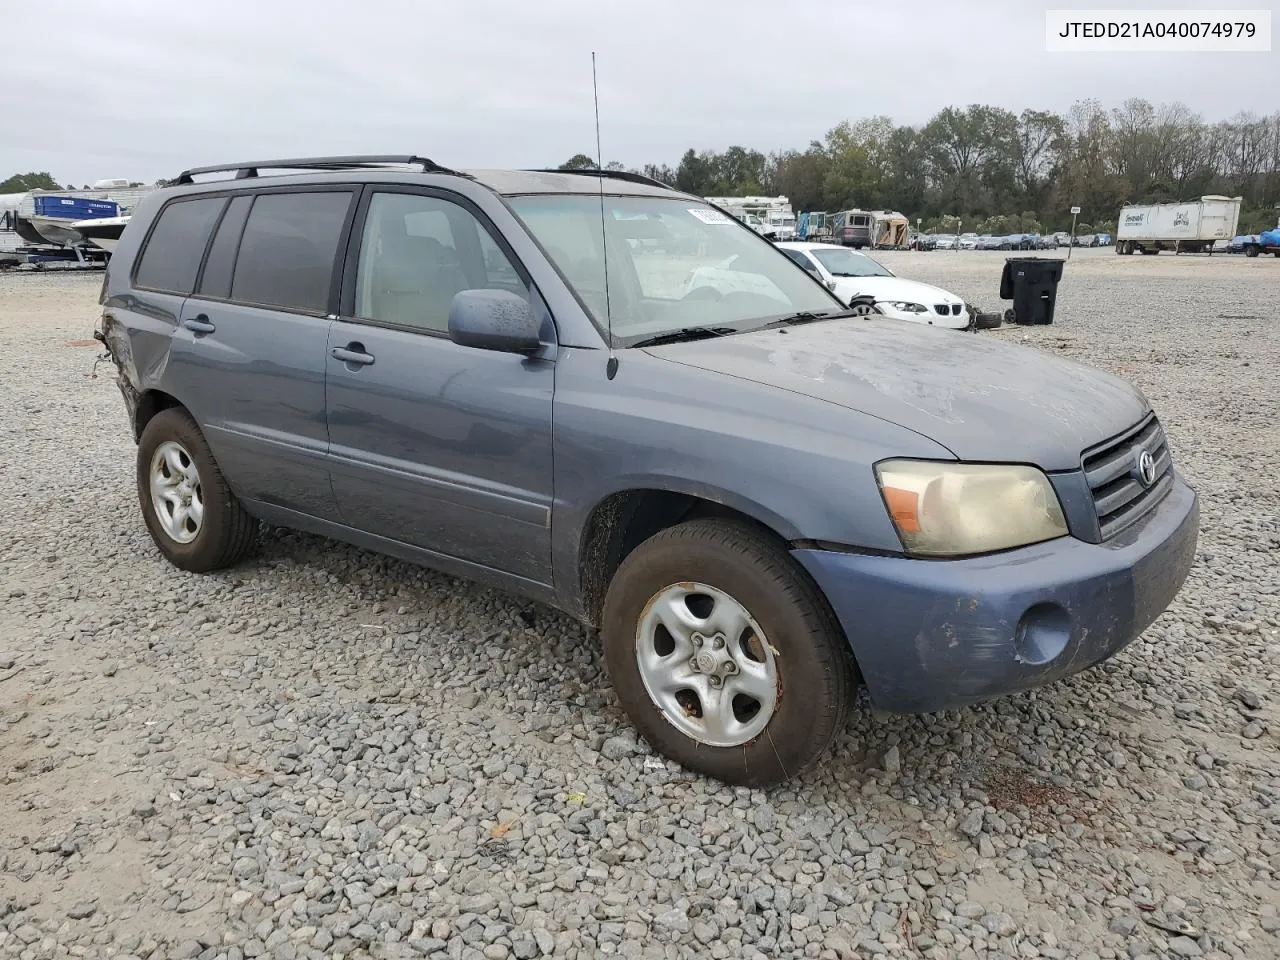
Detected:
left=1114, top=195, right=1241, bottom=255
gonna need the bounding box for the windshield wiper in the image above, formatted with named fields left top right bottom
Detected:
left=630, top=326, right=738, bottom=348
left=758, top=309, right=852, bottom=330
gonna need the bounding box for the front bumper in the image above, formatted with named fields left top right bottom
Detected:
left=794, top=475, right=1199, bottom=713
left=878, top=304, right=969, bottom=329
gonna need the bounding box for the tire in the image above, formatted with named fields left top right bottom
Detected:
left=973, top=310, right=1003, bottom=330
left=601, top=518, right=853, bottom=786
left=1244, top=245, right=1259, bottom=258
left=848, top=299, right=879, bottom=316
left=136, top=407, right=257, bottom=572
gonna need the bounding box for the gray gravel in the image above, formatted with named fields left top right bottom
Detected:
left=1, top=249, right=1278, bottom=960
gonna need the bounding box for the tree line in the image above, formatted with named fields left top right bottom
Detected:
left=0, top=172, right=146, bottom=193
left=562, top=98, right=1280, bottom=235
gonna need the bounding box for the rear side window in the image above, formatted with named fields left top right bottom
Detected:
left=133, top=197, right=225, bottom=294
left=197, top=194, right=252, bottom=299
left=231, top=192, right=352, bottom=314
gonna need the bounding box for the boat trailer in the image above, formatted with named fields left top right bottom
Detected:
left=0, top=242, right=107, bottom=270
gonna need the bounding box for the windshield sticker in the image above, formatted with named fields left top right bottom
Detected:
left=688, top=208, right=734, bottom=225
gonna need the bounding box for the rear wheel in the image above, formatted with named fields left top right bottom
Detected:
left=1244, top=245, right=1259, bottom=258
left=136, top=408, right=257, bottom=572
left=601, top=519, right=853, bottom=786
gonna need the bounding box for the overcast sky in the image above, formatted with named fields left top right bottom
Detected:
left=1, top=0, right=1274, bottom=186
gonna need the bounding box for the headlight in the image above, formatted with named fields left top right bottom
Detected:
left=875, top=460, right=1068, bottom=557
left=883, top=301, right=928, bottom=313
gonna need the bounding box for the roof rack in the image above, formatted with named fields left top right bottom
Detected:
left=172, top=155, right=469, bottom=185
left=529, top=168, right=676, bottom=191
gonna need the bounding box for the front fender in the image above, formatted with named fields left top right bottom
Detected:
left=547, top=347, right=948, bottom=618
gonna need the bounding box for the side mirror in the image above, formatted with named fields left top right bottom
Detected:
left=448, top=289, right=542, bottom=355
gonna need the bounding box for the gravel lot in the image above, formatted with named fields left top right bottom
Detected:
left=1, top=249, right=1278, bottom=960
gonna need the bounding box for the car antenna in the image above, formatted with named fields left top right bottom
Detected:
left=592, top=52, right=619, bottom=381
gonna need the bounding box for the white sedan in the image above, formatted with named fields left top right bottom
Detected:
left=775, top=242, right=969, bottom=329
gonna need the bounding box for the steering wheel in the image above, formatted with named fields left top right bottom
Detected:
left=683, top=285, right=723, bottom=302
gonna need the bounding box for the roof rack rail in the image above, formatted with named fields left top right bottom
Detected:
left=172, top=155, right=469, bottom=185
left=529, top=168, right=676, bottom=191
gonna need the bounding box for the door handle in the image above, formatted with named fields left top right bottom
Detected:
left=182, top=315, right=216, bottom=335
left=331, top=344, right=375, bottom=366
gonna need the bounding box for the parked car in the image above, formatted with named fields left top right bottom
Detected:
left=912, top=233, right=937, bottom=251
left=1053, top=232, right=1073, bottom=247
left=1036, top=234, right=1059, bottom=250
left=1225, top=234, right=1258, bottom=253
left=1073, top=233, right=1096, bottom=247
left=934, top=234, right=957, bottom=250
left=97, top=155, right=1199, bottom=787
left=976, top=235, right=1005, bottom=251
left=958, top=233, right=979, bottom=250
left=774, top=242, right=968, bottom=329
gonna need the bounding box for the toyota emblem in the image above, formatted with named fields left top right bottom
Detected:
left=1137, top=450, right=1156, bottom=487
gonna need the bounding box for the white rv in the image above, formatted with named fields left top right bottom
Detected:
left=1115, top=196, right=1242, bottom=255
left=704, top=196, right=796, bottom=240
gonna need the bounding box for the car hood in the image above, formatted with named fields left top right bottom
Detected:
left=644, top=318, right=1150, bottom=471
left=832, top=276, right=962, bottom=306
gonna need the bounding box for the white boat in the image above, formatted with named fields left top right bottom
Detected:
left=23, top=214, right=88, bottom=247
left=72, top=215, right=131, bottom=253
left=12, top=191, right=132, bottom=248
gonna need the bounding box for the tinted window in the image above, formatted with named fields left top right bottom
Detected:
left=197, top=195, right=252, bottom=299
left=134, top=197, right=225, bottom=294
left=354, top=192, right=528, bottom=334
left=231, top=192, right=352, bottom=314
left=780, top=248, right=814, bottom=269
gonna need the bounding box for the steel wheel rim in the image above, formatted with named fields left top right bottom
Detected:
left=635, top=582, right=779, bottom=748
left=149, top=440, right=203, bottom=544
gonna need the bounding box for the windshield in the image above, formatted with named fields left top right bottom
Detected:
left=810, top=247, right=892, bottom=278
left=507, top=195, right=841, bottom=345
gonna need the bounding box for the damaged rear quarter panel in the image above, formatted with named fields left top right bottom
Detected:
left=99, top=197, right=186, bottom=439
left=100, top=291, right=182, bottom=437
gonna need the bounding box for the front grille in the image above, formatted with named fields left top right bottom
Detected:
left=934, top=304, right=962, bottom=316
left=1082, top=414, right=1173, bottom=539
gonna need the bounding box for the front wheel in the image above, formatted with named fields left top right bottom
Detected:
left=601, top=519, right=853, bottom=786
left=848, top=299, right=879, bottom=316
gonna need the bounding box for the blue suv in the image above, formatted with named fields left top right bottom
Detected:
left=98, top=156, right=1199, bottom=786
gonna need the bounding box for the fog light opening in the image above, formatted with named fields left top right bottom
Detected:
left=1013, top=602, right=1071, bottom=666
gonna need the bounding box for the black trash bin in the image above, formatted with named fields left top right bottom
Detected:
left=999, top=257, right=1064, bottom=325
